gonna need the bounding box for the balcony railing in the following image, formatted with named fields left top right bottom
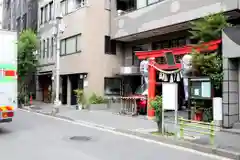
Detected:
left=116, top=0, right=165, bottom=16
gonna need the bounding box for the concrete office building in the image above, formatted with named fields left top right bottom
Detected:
left=36, top=0, right=121, bottom=105
left=110, top=0, right=240, bottom=128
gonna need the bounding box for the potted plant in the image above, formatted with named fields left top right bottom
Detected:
left=88, top=93, right=107, bottom=110
left=74, top=89, right=86, bottom=110
left=150, top=96, right=163, bottom=133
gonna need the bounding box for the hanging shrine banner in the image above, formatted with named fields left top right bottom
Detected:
left=148, top=60, right=182, bottom=82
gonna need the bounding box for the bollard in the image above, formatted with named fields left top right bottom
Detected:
left=179, top=117, right=184, bottom=139
left=210, top=121, right=215, bottom=146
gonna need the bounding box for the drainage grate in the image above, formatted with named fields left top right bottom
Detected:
left=69, top=136, right=91, bottom=141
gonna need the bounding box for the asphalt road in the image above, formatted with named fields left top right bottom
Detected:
left=0, top=110, right=228, bottom=160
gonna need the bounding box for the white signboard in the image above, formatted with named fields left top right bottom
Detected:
left=162, top=83, right=178, bottom=110
left=213, top=97, right=222, bottom=120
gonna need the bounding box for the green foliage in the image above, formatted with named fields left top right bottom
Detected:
left=74, top=89, right=86, bottom=105
left=18, top=29, right=39, bottom=79
left=150, top=96, right=162, bottom=132
left=189, top=12, right=231, bottom=43
left=88, top=93, right=106, bottom=104
left=189, top=12, right=230, bottom=91
left=192, top=50, right=223, bottom=89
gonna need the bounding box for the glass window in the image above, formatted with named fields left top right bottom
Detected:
left=39, top=41, right=42, bottom=58
left=65, top=36, right=76, bottom=54
left=147, top=0, right=159, bottom=5
left=43, top=39, right=45, bottom=58
left=60, top=0, right=66, bottom=15
left=44, top=5, right=48, bottom=22
left=104, top=78, right=122, bottom=95
left=137, top=0, right=146, bottom=9
left=60, top=40, right=65, bottom=55
left=51, top=37, right=54, bottom=57
left=49, top=1, right=53, bottom=20
left=67, top=0, right=75, bottom=13
left=40, top=7, right=44, bottom=24
left=76, top=34, right=81, bottom=52
left=47, top=38, right=50, bottom=58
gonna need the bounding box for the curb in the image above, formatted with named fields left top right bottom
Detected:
left=221, top=128, right=240, bottom=136
left=21, top=107, right=240, bottom=159
left=20, top=107, right=75, bottom=122
left=115, top=129, right=240, bottom=160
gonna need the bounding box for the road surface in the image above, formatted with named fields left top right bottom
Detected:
left=0, top=110, right=228, bottom=160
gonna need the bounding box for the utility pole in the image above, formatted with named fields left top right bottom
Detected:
left=52, top=0, right=63, bottom=113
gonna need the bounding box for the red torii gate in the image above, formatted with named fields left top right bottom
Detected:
left=135, top=40, right=221, bottom=118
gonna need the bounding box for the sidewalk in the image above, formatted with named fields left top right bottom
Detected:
left=23, top=101, right=240, bottom=158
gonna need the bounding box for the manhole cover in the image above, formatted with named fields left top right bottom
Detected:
left=69, top=136, right=91, bottom=141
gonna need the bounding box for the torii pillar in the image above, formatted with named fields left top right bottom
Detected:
left=148, top=58, right=156, bottom=119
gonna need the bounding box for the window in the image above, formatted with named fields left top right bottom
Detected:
left=51, top=37, right=54, bottom=57
left=39, top=41, right=42, bottom=58
left=60, top=0, right=86, bottom=15
left=60, top=34, right=81, bottom=55
left=60, top=40, right=65, bottom=56
left=116, top=0, right=162, bottom=14
left=104, top=78, right=122, bottom=95
left=44, top=5, right=48, bottom=23
left=132, top=44, right=149, bottom=65
left=104, top=0, right=111, bottom=10
left=16, top=17, right=21, bottom=33
left=47, top=38, right=50, bottom=58
left=22, top=13, right=27, bottom=30
left=137, top=0, right=146, bottom=9
left=67, top=0, right=75, bottom=13
left=43, top=39, right=46, bottom=58
left=40, top=7, right=44, bottom=24
left=65, top=36, right=76, bottom=54
left=75, top=0, right=84, bottom=8
left=60, top=0, right=66, bottom=15
left=104, top=36, right=116, bottom=55
left=49, top=1, right=53, bottom=20
left=147, top=0, right=159, bottom=5
left=152, top=37, right=187, bottom=50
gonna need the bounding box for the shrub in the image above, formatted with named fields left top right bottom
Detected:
left=89, top=93, right=106, bottom=104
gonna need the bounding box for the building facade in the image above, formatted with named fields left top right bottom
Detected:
left=110, top=0, right=240, bottom=127
left=36, top=0, right=122, bottom=105
left=0, top=0, right=3, bottom=29
left=2, top=0, right=38, bottom=33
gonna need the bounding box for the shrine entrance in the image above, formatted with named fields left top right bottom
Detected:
left=135, top=40, right=221, bottom=118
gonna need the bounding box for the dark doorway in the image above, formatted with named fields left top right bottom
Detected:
left=69, top=74, right=83, bottom=105
left=38, top=74, right=52, bottom=103
left=123, top=75, right=142, bottom=95
left=61, top=75, right=67, bottom=105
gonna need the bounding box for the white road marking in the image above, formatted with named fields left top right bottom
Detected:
left=20, top=109, right=232, bottom=160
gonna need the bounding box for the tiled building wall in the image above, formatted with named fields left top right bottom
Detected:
left=222, top=58, right=239, bottom=128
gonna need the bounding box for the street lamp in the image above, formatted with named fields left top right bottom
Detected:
left=52, top=13, right=63, bottom=113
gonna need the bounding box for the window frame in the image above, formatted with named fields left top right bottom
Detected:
left=44, top=5, right=48, bottom=23
left=60, top=34, right=81, bottom=56
left=43, top=39, right=46, bottom=58
left=39, top=41, right=42, bottom=58
left=51, top=37, right=54, bottom=57
left=49, top=1, right=53, bottom=20
left=46, top=38, right=50, bottom=58
left=104, top=77, right=122, bottom=96
left=60, top=0, right=67, bottom=15
left=40, top=7, right=44, bottom=24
